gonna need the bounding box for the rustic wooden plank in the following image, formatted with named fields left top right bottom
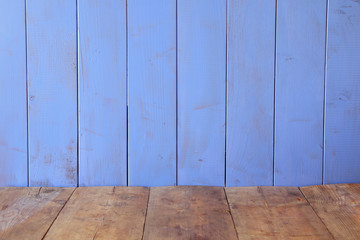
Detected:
left=0, top=187, right=74, bottom=240
left=275, top=0, right=327, bottom=186
left=27, top=0, right=77, bottom=186
left=44, top=187, right=149, bottom=239
left=143, top=186, right=237, bottom=240
left=128, top=0, right=176, bottom=186
left=0, top=0, right=27, bottom=186
left=324, top=0, right=360, bottom=184
left=226, top=186, right=333, bottom=239
left=78, top=0, right=127, bottom=186
left=177, top=0, right=226, bottom=186
left=301, top=184, right=360, bottom=239
left=226, top=0, right=275, bottom=186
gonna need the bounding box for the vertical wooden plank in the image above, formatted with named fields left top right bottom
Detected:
left=128, top=0, right=176, bottom=186
left=275, top=0, right=327, bottom=186
left=324, top=0, right=360, bottom=184
left=178, top=0, right=226, bottom=186
left=27, top=0, right=77, bottom=187
left=0, top=0, right=27, bottom=186
left=226, top=0, right=275, bottom=186
left=78, top=0, right=127, bottom=186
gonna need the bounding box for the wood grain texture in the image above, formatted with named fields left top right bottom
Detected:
left=177, top=0, right=226, bottom=186
left=44, top=187, right=149, bottom=240
left=143, top=186, right=237, bottom=240
left=226, top=186, right=334, bottom=239
left=128, top=0, right=176, bottom=186
left=324, top=0, right=360, bottom=184
left=27, top=0, right=77, bottom=187
left=301, top=184, right=360, bottom=239
left=0, top=187, right=74, bottom=240
left=275, top=0, right=327, bottom=186
left=0, top=0, right=27, bottom=186
left=226, top=0, right=275, bottom=186
left=78, top=0, right=127, bottom=186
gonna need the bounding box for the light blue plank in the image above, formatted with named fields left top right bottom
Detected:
left=275, top=0, right=327, bottom=186
left=178, top=0, right=226, bottom=186
left=128, top=0, right=176, bottom=186
left=226, top=0, right=275, bottom=187
left=78, top=0, right=127, bottom=186
left=0, top=0, right=27, bottom=186
left=27, top=0, right=77, bottom=187
left=324, top=0, right=360, bottom=184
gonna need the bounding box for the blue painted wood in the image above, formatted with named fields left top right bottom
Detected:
left=226, top=0, right=275, bottom=187
left=324, top=0, right=360, bottom=184
left=275, top=0, right=327, bottom=186
left=178, top=0, right=226, bottom=186
left=78, top=0, right=127, bottom=186
left=0, top=0, right=27, bottom=186
left=128, top=0, right=176, bottom=186
left=27, top=0, right=77, bottom=187
left=1, top=0, right=360, bottom=187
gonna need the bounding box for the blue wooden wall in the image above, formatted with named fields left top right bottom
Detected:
left=0, top=0, right=359, bottom=187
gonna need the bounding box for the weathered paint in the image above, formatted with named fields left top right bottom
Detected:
left=78, top=0, right=127, bottom=186
left=226, top=0, right=275, bottom=186
left=27, top=0, right=77, bottom=187
left=0, top=0, right=27, bottom=186
left=0, top=0, right=359, bottom=187
left=177, top=0, right=226, bottom=186
left=128, top=0, right=177, bottom=186
left=324, top=0, right=360, bottom=184
left=275, top=0, right=327, bottom=186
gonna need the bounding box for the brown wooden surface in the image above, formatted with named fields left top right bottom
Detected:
left=0, top=187, right=74, bottom=240
left=301, top=184, right=360, bottom=240
left=43, top=186, right=149, bottom=240
left=143, top=186, right=238, bottom=240
left=226, top=186, right=334, bottom=240
left=1, top=185, right=360, bottom=239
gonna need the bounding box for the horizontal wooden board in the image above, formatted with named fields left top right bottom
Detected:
left=43, top=187, right=149, bottom=240
left=226, top=186, right=333, bottom=239
left=301, top=184, right=360, bottom=239
left=143, top=186, right=238, bottom=240
left=0, top=187, right=74, bottom=240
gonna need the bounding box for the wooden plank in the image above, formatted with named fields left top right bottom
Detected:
left=44, top=187, right=149, bottom=240
left=78, top=0, right=127, bottom=186
left=324, top=0, right=360, bottom=184
left=226, top=0, right=275, bottom=186
left=27, top=0, right=77, bottom=187
left=143, top=186, right=237, bottom=240
left=275, top=0, right=327, bottom=186
left=0, top=187, right=74, bottom=240
left=226, top=186, right=334, bottom=239
left=177, top=0, right=226, bottom=186
left=128, top=0, right=176, bottom=186
left=0, top=0, right=27, bottom=186
left=301, top=184, right=360, bottom=239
